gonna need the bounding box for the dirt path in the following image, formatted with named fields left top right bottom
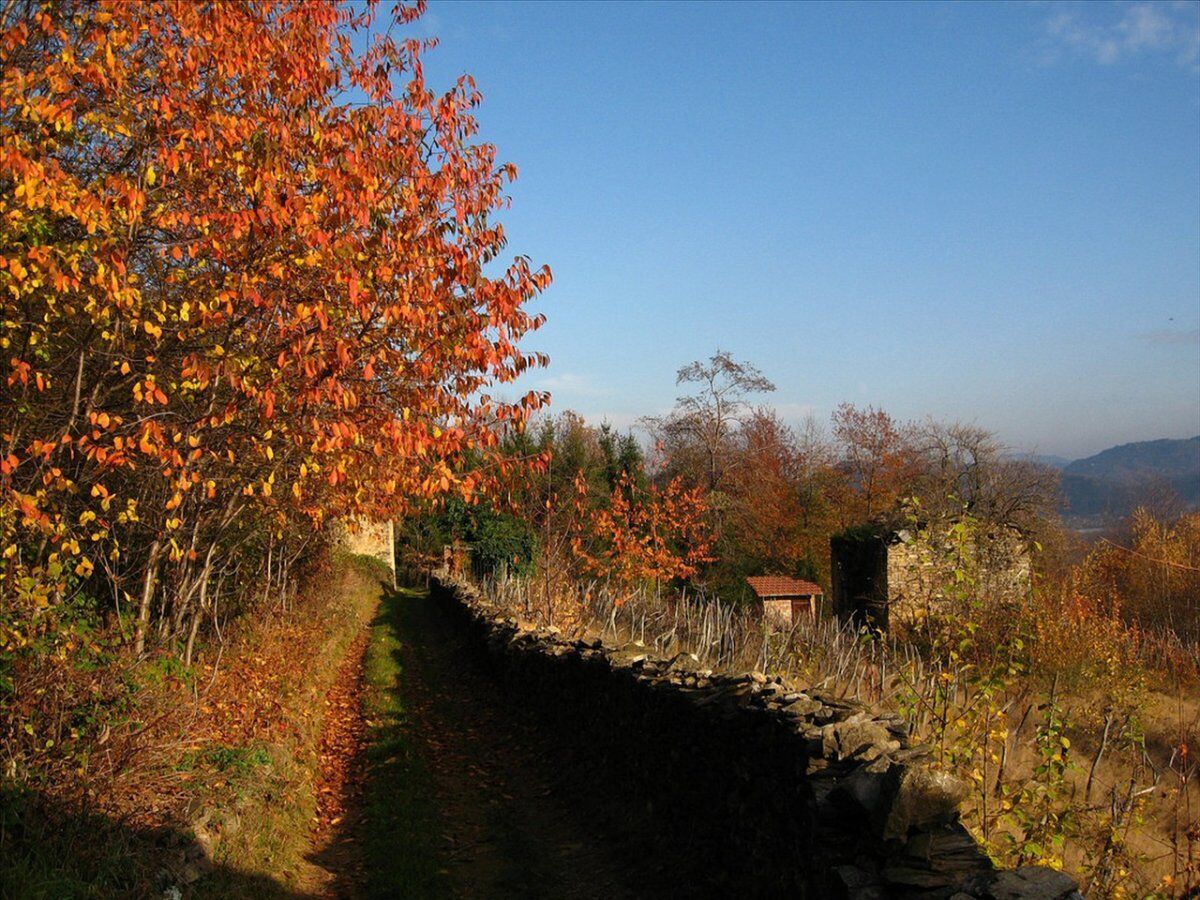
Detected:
left=380, top=587, right=650, bottom=900
left=308, top=629, right=371, bottom=897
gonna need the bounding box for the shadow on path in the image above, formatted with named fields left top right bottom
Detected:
left=353, top=585, right=655, bottom=900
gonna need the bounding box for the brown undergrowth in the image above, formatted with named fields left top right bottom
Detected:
left=306, top=629, right=370, bottom=896
left=0, top=551, right=386, bottom=898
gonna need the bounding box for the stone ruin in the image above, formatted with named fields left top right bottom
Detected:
left=431, top=573, right=1079, bottom=898
left=334, top=518, right=396, bottom=585
left=831, top=525, right=1031, bottom=631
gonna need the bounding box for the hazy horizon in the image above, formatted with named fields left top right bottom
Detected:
left=523, top=405, right=1198, bottom=466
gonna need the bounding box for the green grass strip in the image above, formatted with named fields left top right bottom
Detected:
left=360, top=586, right=449, bottom=899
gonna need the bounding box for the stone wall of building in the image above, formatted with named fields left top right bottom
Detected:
left=832, top=527, right=1032, bottom=630
left=335, top=518, right=395, bottom=584
left=762, top=596, right=795, bottom=629
left=885, top=529, right=1031, bottom=626
left=431, top=573, right=1079, bottom=899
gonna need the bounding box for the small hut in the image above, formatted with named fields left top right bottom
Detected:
left=746, top=575, right=825, bottom=629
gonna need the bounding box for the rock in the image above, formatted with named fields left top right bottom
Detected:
left=812, top=705, right=843, bottom=725
left=782, top=695, right=823, bottom=718
left=891, top=823, right=993, bottom=885
left=973, top=866, right=1082, bottom=900
left=221, top=813, right=241, bottom=836
left=852, top=741, right=892, bottom=763
left=821, top=713, right=893, bottom=761
left=880, top=864, right=959, bottom=890
left=835, top=766, right=889, bottom=813
left=666, top=651, right=702, bottom=672
left=834, top=865, right=889, bottom=899
left=179, top=857, right=213, bottom=884
left=882, top=765, right=971, bottom=840
left=608, top=649, right=648, bottom=669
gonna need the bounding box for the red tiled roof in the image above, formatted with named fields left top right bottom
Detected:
left=746, top=575, right=823, bottom=598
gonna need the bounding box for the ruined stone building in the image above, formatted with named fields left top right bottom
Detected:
left=335, top=518, right=396, bottom=585
left=830, top=524, right=1031, bottom=630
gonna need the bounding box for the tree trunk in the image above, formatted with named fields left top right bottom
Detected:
left=133, top=538, right=162, bottom=656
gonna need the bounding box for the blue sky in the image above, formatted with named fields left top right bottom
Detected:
left=412, top=0, right=1200, bottom=460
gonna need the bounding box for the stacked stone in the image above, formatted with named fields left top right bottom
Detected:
left=431, top=575, right=1080, bottom=900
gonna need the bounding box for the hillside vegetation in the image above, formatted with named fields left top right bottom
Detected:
left=1061, top=437, right=1200, bottom=524
left=2, top=2, right=1196, bottom=898
left=406, top=352, right=1198, bottom=897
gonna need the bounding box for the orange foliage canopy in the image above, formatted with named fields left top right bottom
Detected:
left=570, top=470, right=713, bottom=592
left=0, top=1, right=548, bottom=629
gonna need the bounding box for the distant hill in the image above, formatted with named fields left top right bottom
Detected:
left=1059, top=436, right=1200, bottom=521
left=1065, top=436, right=1200, bottom=484
left=1016, top=453, right=1071, bottom=470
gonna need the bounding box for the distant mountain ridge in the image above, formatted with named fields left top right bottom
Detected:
left=1055, top=436, right=1200, bottom=521
left=1017, top=453, right=1071, bottom=470
left=1065, top=436, right=1200, bottom=483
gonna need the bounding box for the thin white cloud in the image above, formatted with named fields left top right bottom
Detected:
left=771, top=402, right=818, bottom=422
left=1139, top=327, right=1200, bottom=345
left=1043, top=2, right=1200, bottom=70
left=534, top=372, right=614, bottom=398
left=577, top=411, right=650, bottom=432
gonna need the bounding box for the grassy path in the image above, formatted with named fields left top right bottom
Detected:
left=350, top=587, right=448, bottom=898
left=355, top=586, right=646, bottom=900
left=0, top=568, right=651, bottom=899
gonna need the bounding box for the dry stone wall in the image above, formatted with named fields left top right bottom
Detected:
left=431, top=574, right=1081, bottom=899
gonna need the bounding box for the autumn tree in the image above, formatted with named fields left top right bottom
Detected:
left=1082, top=508, right=1200, bottom=641
left=719, top=410, right=808, bottom=584
left=831, top=403, right=918, bottom=523
left=570, top=470, right=713, bottom=595
left=0, top=0, right=549, bottom=681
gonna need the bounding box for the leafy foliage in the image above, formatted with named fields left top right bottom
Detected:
left=0, top=0, right=548, bottom=806
left=570, top=469, right=713, bottom=592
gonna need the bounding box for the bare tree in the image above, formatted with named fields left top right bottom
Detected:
left=646, top=350, right=775, bottom=490
left=912, top=420, right=1060, bottom=531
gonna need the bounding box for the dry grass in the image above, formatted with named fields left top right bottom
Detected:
left=195, top=553, right=386, bottom=896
